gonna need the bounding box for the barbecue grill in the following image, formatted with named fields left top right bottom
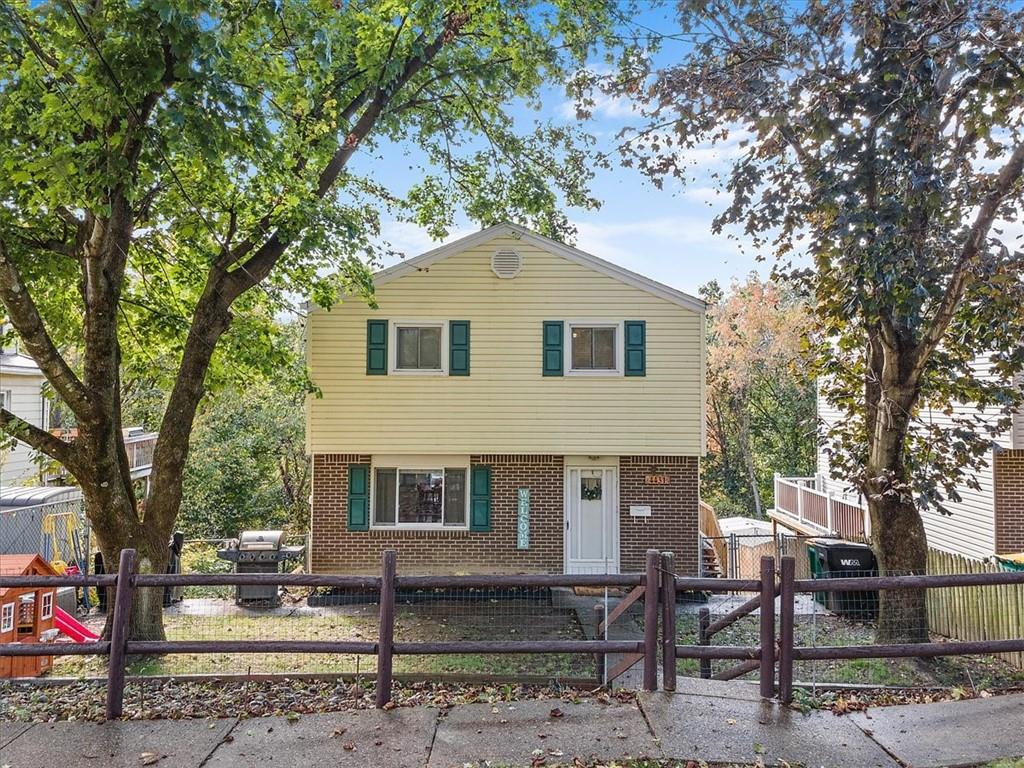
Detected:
left=216, top=530, right=305, bottom=607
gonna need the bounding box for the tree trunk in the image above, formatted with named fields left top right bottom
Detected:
left=869, top=494, right=929, bottom=643
left=96, top=524, right=171, bottom=643
left=738, top=406, right=762, bottom=517
left=80, top=440, right=171, bottom=643
left=865, top=349, right=929, bottom=644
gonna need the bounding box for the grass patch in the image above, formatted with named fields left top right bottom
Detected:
left=675, top=607, right=1024, bottom=688
left=53, top=597, right=595, bottom=680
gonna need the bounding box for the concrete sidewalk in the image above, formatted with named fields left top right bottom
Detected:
left=2, top=680, right=1023, bottom=767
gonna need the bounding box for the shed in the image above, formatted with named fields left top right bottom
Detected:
left=0, top=554, right=58, bottom=678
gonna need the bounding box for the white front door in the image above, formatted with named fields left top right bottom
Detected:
left=565, top=467, right=619, bottom=574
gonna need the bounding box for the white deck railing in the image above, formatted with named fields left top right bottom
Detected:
left=124, top=431, right=157, bottom=471
left=772, top=474, right=871, bottom=541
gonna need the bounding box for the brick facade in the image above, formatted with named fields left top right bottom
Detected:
left=994, top=449, right=1024, bottom=553
left=310, top=453, right=699, bottom=575
left=618, top=456, right=699, bottom=575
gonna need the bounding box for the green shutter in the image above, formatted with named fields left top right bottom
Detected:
left=366, top=319, right=388, bottom=375
left=624, top=320, right=646, bottom=377
left=542, top=321, right=564, bottom=376
left=470, top=465, right=492, bottom=532
left=449, top=320, right=470, bottom=376
left=347, top=464, right=370, bottom=531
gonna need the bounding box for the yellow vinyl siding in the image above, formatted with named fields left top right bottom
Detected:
left=307, top=235, right=704, bottom=455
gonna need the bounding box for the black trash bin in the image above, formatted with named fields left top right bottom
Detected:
left=808, top=540, right=879, bottom=620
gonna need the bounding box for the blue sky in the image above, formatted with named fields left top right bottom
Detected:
left=347, top=5, right=771, bottom=299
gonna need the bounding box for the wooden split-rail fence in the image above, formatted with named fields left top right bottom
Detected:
left=5, top=549, right=1024, bottom=720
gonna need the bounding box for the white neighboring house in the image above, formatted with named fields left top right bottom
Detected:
left=770, top=362, right=1024, bottom=561
left=0, top=348, right=50, bottom=487
left=0, top=332, right=158, bottom=493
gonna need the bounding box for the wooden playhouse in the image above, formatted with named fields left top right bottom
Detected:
left=0, top=554, right=58, bottom=678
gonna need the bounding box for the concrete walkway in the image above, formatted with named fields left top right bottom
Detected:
left=2, top=681, right=1023, bottom=767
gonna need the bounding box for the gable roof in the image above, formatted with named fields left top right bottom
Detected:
left=372, top=222, right=706, bottom=313
left=0, top=554, right=58, bottom=598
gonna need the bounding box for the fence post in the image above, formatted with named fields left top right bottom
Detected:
left=697, top=607, right=711, bottom=679
left=593, top=603, right=606, bottom=688
left=759, top=556, right=776, bottom=699
left=826, top=493, right=834, bottom=533
left=376, top=549, right=396, bottom=708
left=660, top=551, right=676, bottom=691
left=796, top=486, right=804, bottom=523
left=643, top=549, right=659, bottom=692
left=778, top=556, right=796, bottom=704
left=105, top=548, right=136, bottom=720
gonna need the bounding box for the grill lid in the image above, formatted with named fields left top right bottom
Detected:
left=237, top=530, right=285, bottom=551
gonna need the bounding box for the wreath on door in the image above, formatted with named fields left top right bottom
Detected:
left=581, top=480, right=602, bottom=501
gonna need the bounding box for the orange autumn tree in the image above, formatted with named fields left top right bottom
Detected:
left=702, top=276, right=815, bottom=517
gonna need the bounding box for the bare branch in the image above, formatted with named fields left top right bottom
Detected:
left=914, top=142, right=1024, bottom=373
left=0, top=408, right=79, bottom=471
left=0, top=239, right=93, bottom=416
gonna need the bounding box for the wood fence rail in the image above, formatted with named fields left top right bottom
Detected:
left=6, top=549, right=1024, bottom=718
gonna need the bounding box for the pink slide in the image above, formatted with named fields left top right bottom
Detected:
left=54, top=606, right=100, bottom=642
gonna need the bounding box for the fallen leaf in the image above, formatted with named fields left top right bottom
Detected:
left=342, top=742, right=356, bottom=751
left=140, top=753, right=161, bottom=766
left=549, top=707, right=564, bottom=718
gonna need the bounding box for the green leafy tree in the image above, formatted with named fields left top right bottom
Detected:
left=0, top=0, right=623, bottom=638
left=595, top=1, right=1024, bottom=640
left=701, top=277, right=815, bottom=519
left=177, top=322, right=309, bottom=539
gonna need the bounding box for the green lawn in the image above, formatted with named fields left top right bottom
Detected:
left=54, top=598, right=595, bottom=679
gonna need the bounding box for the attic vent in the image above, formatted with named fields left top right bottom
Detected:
left=491, top=249, right=522, bottom=279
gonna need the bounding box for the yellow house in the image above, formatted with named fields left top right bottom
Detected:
left=306, top=223, right=706, bottom=575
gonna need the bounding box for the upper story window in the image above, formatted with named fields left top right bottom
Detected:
left=392, top=321, right=446, bottom=374
left=568, top=322, right=620, bottom=374
left=372, top=465, right=467, bottom=528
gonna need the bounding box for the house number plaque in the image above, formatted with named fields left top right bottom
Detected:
left=516, top=488, right=530, bottom=550
left=644, top=474, right=670, bottom=485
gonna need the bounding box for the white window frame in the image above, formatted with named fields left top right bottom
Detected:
left=389, top=320, right=448, bottom=375
left=370, top=463, right=470, bottom=530
left=565, top=321, right=624, bottom=376
left=1, top=603, right=13, bottom=633
left=40, top=591, right=53, bottom=620
left=0, top=389, right=11, bottom=411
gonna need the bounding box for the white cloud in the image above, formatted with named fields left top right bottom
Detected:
left=569, top=215, right=768, bottom=294
left=557, top=90, right=642, bottom=122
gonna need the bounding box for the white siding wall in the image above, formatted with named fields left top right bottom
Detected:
left=0, top=373, right=46, bottom=486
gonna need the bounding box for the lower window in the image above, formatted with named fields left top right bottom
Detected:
left=373, top=467, right=467, bottom=528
